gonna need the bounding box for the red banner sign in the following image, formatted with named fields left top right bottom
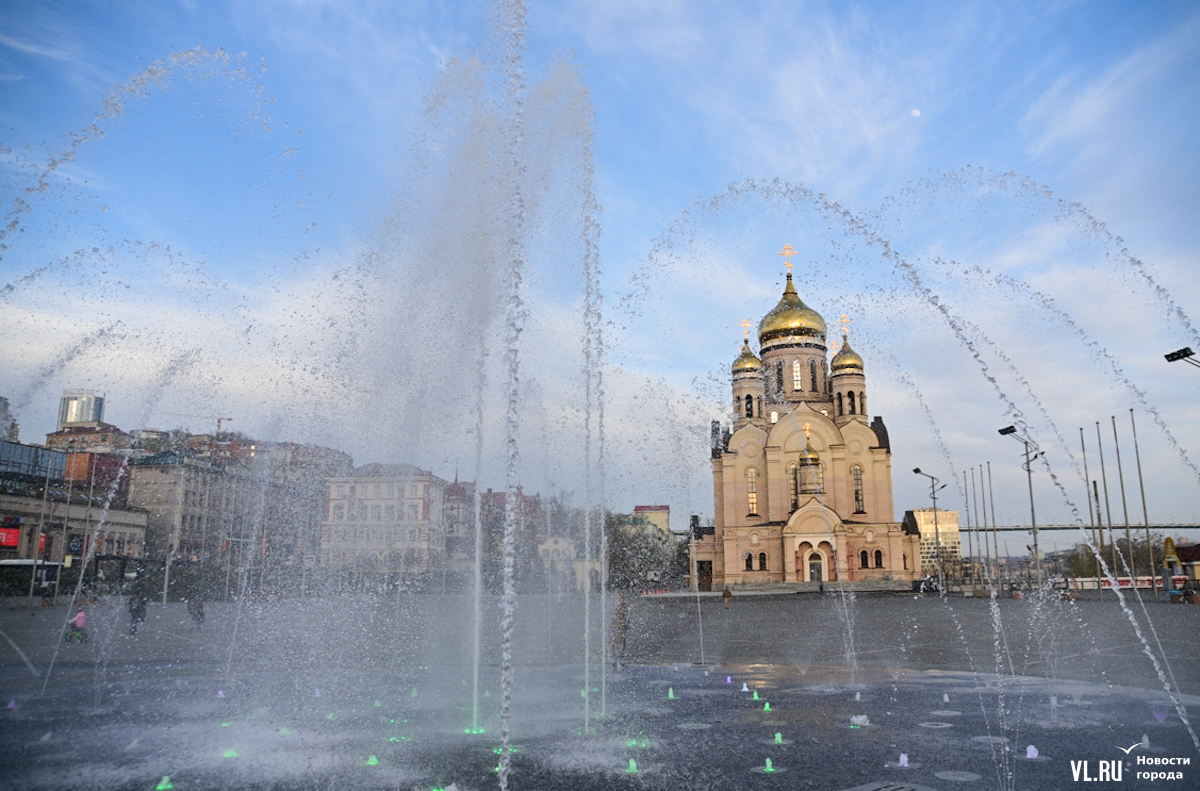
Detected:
left=0, top=528, right=19, bottom=548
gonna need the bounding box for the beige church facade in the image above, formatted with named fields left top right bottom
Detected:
left=692, top=250, right=921, bottom=590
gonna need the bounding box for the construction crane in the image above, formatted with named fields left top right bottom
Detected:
left=156, top=412, right=234, bottom=440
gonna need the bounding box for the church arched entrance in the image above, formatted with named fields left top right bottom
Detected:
left=808, top=553, right=823, bottom=582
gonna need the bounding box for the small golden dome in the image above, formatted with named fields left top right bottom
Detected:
left=798, top=439, right=820, bottom=463
left=831, top=337, right=864, bottom=371
left=732, top=339, right=762, bottom=373
left=758, top=273, right=826, bottom=344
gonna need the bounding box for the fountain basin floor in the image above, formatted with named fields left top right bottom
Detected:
left=1, top=594, right=1197, bottom=790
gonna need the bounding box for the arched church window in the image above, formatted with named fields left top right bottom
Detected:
left=770, top=411, right=778, bottom=423
left=757, top=396, right=763, bottom=417
left=746, top=468, right=758, bottom=516
left=758, top=552, right=767, bottom=571
left=848, top=391, right=856, bottom=415
left=837, top=393, right=843, bottom=416
left=860, top=391, right=866, bottom=415
left=852, top=465, right=865, bottom=513
left=810, top=360, right=818, bottom=392
left=745, top=394, right=753, bottom=418
left=744, top=552, right=754, bottom=571
left=776, top=361, right=783, bottom=392
left=792, top=360, right=802, bottom=391
left=903, top=553, right=908, bottom=570
left=788, top=462, right=799, bottom=511
left=860, top=550, right=869, bottom=569
left=874, top=549, right=884, bottom=568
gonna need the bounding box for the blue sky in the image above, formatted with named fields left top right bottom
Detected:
left=2, top=0, right=1198, bottom=553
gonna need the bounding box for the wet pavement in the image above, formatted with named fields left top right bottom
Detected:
left=1, top=591, right=1196, bottom=789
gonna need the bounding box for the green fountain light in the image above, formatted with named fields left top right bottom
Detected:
left=365, top=755, right=379, bottom=766
left=627, top=758, right=638, bottom=773
left=752, top=690, right=759, bottom=701
left=464, top=726, right=486, bottom=734
left=279, top=727, right=293, bottom=735
left=223, top=749, right=239, bottom=758
left=763, top=702, right=771, bottom=712
left=774, top=732, right=783, bottom=744
left=764, top=757, right=775, bottom=773
left=668, top=688, right=675, bottom=700
left=155, top=777, right=174, bottom=791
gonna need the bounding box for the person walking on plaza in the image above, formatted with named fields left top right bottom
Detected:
left=186, top=596, right=205, bottom=628
left=128, top=591, right=148, bottom=634
left=722, top=586, right=732, bottom=608
left=611, top=596, right=630, bottom=668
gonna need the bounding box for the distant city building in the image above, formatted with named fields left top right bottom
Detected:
left=0, top=440, right=144, bottom=562
left=692, top=258, right=921, bottom=590
left=480, top=486, right=544, bottom=590
left=443, top=476, right=476, bottom=572
left=632, top=505, right=670, bottom=535
left=321, top=464, right=471, bottom=575
left=130, top=440, right=351, bottom=586
left=537, top=535, right=576, bottom=571
left=57, top=389, right=105, bottom=430
left=902, top=508, right=962, bottom=574
left=46, top=423, right=132, bottom=454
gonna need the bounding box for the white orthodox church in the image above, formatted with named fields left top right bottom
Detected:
left=691, top=249, right=922, bottom=590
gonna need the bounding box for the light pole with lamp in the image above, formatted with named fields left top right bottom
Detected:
left=913, top=468, right=947, bottom=588
left=999, top=425, right=1043, bottom=588
left=1165, top=347, right=1200, bottom=369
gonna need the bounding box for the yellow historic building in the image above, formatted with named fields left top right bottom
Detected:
left=692, top=247, right=921, bottom=590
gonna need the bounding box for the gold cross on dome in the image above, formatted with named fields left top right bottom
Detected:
left=778, top=244, right=797, bottom=272
left=830, top=339, right=840, bottom=355
left=740, top=318, right=752, bottom=339
left=839, top=313, right=852, bottom=337
left=803, top=422, right=812, bottom=438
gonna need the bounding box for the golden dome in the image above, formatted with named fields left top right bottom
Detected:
left=831, top=337, right=864, bottom=371
left=732, top=339, right=762, bottom=373
left=758, top=273, right=826, bottom=345
left=798, top=438, right=820, bottom=463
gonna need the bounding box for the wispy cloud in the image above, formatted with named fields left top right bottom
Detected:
left=0, top=31, right=72, bottom=61
left=1022, top=11, right=1200, bottom=159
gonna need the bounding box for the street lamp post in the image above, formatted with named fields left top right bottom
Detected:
left=913, top=468, right=947, bottom=588
left=1165, top=347, right=1200, bottom=369
left=999, top=426, right=1043, bottom=588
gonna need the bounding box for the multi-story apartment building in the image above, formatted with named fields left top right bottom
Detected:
left=321, top=464, right=473, bottom=575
